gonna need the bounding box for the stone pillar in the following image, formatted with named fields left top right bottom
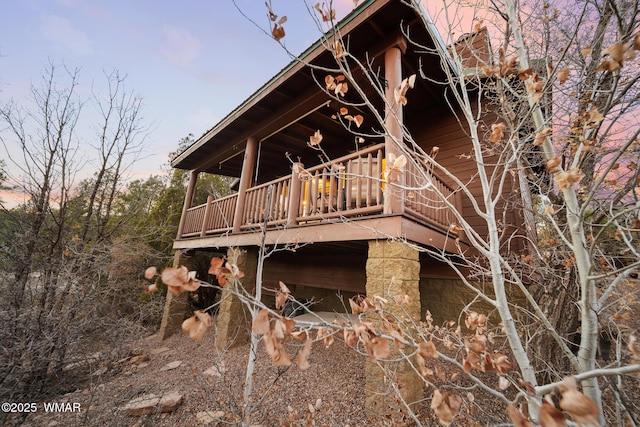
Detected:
left=215, top=246, right=258, bottom=351
left=158, top=250, right=193, bottom=341
left=365, top=240, right=422, bottom=416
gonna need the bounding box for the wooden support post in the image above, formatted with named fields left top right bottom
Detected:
left=287, top=162, right=303, bottom=227
left=200, top=195, right=215, bottom=237
left=384, top=42, right=406, bottom=215
left=233, top=136, right=258, bottom=233
left=177, top=170, right=198, bottom=239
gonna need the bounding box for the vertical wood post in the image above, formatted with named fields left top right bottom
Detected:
left=176, top=170, right=198, bottom=239
left=287, top=162, right=303, bottom=227
left=233, top=136, right=258, bottom=233
left=384, top=40, right=407, bottom=215
left=200, top=195, right=215, bottom=237
left=454, top=189, right=465, bottom=241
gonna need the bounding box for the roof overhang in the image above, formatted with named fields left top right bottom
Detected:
left=171, top=0, right=454, bottom=180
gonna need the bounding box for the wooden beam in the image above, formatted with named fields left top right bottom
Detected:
left=383, top=45, right=405, bottom=215
left=176, top=170, right=198, bottom=239
left=232, top=136, right=258, bottom=233
left=173, top=216, right=464, bottom=254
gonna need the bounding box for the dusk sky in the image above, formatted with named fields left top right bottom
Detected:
left=0, top=0, right=358, bottom=204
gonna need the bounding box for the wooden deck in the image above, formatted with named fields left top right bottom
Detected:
left=175, top=144, right=462, bottom=250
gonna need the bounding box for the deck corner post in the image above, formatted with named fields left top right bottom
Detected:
left=383, top=44, right=406, bottom=215
left=287, top=162, right=304, bottom=226
left=177, top=170, right=198, bottom=239
left=233, top=136, right=258, bottom=233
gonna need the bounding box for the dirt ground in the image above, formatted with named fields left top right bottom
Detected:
left=16, top=278, right=640, bottom=426
left=18, top=320, right=515, bottom=427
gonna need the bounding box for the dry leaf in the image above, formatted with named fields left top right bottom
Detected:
left=492, top=354, right=513, bottom=373
left=349, top=297, right=363, bottom=314
left=554, top=168, right=585, bottom=190
left=557, top=68, right=570, bottom=84
left=209, top=257, right=228, bottom=287
left=394, top=74, right=417, bottom=106
left=431, top=389, right=462, bottom=426
left=181, top=310, right=212, bottom=341
left=144, top=266, right=157, bottom=279
left=225, top=262, right=244, bottom=280
left=276, top=281, right=291, bottom=310
left=525, top=74, right=545, bottom=103
left=253, top=308, right=271, bottom=335
left=465, top=312, right=487, bottom=331
left=325, top=75, right=336, bottom=91
left=273, top=346, right=293, bottom=366
left=335, top=81, right=348, bottom=96
left=265, top=1, right=277, bottom=21
left=558, top=376, right=600, bottom=426
left=370, top=337, right=391, bottom=360
left=546, top=156, right=562, bottom=173
left=539, top=395, right=566, bottom=427
left=394, top=294, right=412, bottom=305
left=314, top=2, right=336, bottom=21
left=262, top=331, right=277, bottom=358
left=418, top=340, right=439, bottom=359
left=161, top=266, right=201, bottom=295
left=334, top=40, right=347, bottom=59
left=296, top=335, right=312, bottom=370
left=309, top=130, right=323, bottom=146
left=144, top=283, right=158, bottom=293
left=383, top=152, right=407, bottom=184
left=272, top=24, right=285, bottom=41
left=587, top=107, right=604, bottom=124
left=344, top=329, right=357, bottom=347
left=350, top=114, right=364, bottom=127
left=489, top=122, right=506, bottom=143
left=534, top=127, right=552, bottom=146
left=323, top=333, right=335, bottom=348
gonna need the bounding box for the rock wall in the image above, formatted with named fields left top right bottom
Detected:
left=420, top=276, right=518, bottom=327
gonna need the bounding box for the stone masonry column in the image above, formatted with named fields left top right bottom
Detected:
left=215, top=246, right=258, bottom=351
left=365, top=240, right=422, bottom=416
left=158, top=250, right=193, bottom=341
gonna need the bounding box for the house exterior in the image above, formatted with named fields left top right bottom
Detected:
left=160, top=0, right=522, bottom=413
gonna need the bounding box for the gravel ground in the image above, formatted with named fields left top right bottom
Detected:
left=22, top=323, right=369, bottom=427
left=19, top=280, right=640, bottom=427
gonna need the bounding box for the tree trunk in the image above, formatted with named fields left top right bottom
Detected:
left=530, top=268, right=581, bottom=383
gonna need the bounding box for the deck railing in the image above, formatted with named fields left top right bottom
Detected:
left=178, top=144, right=461, bottom=239
left=404, top=161, right=458, bottom=230
left=241, top=175, right=292, bottom=229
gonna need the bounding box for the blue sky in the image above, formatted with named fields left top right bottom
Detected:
left=0, top=0, right=356, bottom=203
